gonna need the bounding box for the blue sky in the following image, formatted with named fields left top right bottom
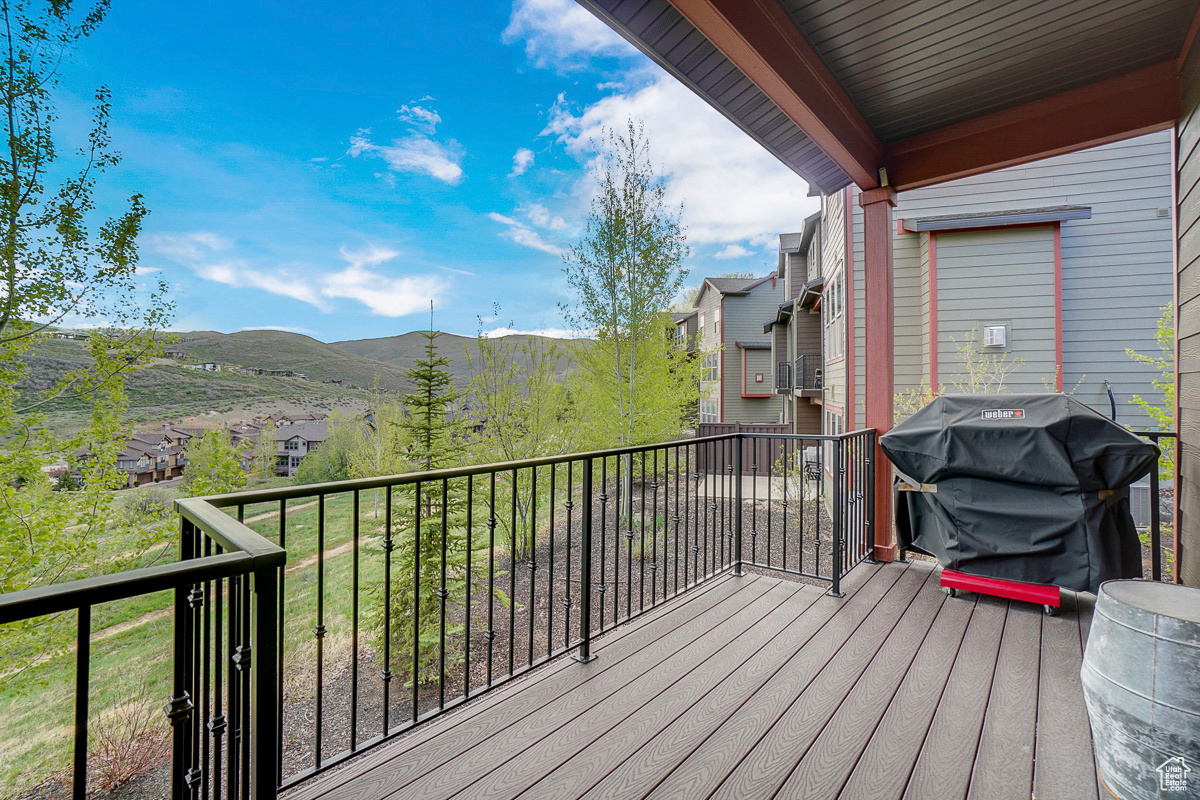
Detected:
left=59, top=0, right=817, bottom=342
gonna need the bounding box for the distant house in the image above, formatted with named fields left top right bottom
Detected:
left=52, top=331, right=89, bottom=341
left=266, top=411, right=328, bottom=428
left=163, top=349, right=186, bottom=359
left=274, top=421, right=329, bottom=477
left=185, top=362, right=222, bottom=372
left=106, top=426, right=198, bottom=487
left=693, top=276, right=782, bottom=424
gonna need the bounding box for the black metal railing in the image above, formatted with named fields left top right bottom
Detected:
left=0, top=429, right=875, bottom=800
left=775, top=360, right=792, bottom=391
left=1136, top=430, right=1176, bottom=582
left=795, top=354, right=823, bottom=391
left=0, top=502, right=285, bottom=800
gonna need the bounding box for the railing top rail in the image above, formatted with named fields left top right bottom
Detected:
left=1134, top=429, right=1177, bottom=439
left=0, top=551, right=254, bottom=625
left=176, top=497, right=287, bottom=569
left=738, top=428, right=875, bottom=440
left=196, top=432, right=743, bottom=507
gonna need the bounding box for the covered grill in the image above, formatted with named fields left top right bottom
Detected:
left=879, top=393, right=1158, bottom=594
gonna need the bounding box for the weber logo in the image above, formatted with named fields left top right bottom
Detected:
left=981, top=409, right=1025, bottom=420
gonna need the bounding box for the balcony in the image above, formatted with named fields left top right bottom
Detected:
left=0, top=430, right=1174, bottom=800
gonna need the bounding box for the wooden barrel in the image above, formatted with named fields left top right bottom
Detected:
left=1081, top=580, right=1200, bottom=799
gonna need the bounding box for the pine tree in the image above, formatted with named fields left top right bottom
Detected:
left=381, top=325, right=475, bottom=684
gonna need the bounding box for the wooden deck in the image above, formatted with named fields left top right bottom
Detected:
left=287, top=559, right=1100, bottom=800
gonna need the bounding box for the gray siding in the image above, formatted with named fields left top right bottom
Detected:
left=820, top=191, right=847, bottom=425
left=1178, top=42, right=1200, bottom=587
left=895, top=132, right=1173, bottom=426
left=721, top=282, right=783, bottom=424
left=893, top=225, right=923, bottom=390
left=933, top=227, right=1057, bottom=393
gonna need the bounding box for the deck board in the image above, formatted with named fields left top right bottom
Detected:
left=286, top=561, right=1101, bottom=800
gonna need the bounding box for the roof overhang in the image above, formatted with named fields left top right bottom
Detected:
left=735, top=340, right=771, bottom=350
left=900, top=205, right=1093, bottom=233
left=578, top=0, right=1198, bottom=193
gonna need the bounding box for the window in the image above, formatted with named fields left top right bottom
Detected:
left=824, top=267, right=845, bottom=361
left=699, top=399, right=720, bottom=423
left=284, top=440, right=299, bottom=450
left=701, top=352, right=720, bottom=382
left=698, top=312, right=706, bottom=333
left=713, top=307, right=721, bottom=335
left=290, top=456, right=302, bottom=468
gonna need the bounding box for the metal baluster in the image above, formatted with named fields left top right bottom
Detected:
left=547, top=465, right=555, bottom=654
left=575, top=457, right=596, bottom=662
left=227, top=558, right=239, bottom=798
left=623, top=453, right=632, bottom=621
left=733, top=439, right=743, bottom=576
left=599, top=458, right=608, bottom=631
left=276, top=500, right=286, bottom=785
left=382, top=488, right=394, bottom=732
left=313, top=494, right=326, bottom=768
left=830, top=438, right=844, bottom=596
left=509, top=469, right=517, bottom=677
left=639, top=450, right=647, bottom=612
left=239, top=574, right=250, bottom=800
left=212, top=566, right=225, bottom=800
left=564, top=462, right=574, bottom=648
left=866, top=433, right=876, bottom=567
left=412, top=481, right=421, bottom=721
left=487, top=473, right=496, bottom=686
left=528, top=467, right=537, bottom=665
left=463, top=478, right=471, bottom=699
left=74, top=607, right=90, bottom=800
left=750, top=449, right=758, bottom=566
left=1150, top=437, right=1163, bottom=581
left=202, top=538, right=212, bottom=800
left=351, top=490, right=360, bottom=748
left=651, top=448, right=659, bottom=604
left=440, top=478, right=449, bottom=708
left=673, top=448, right=681, bottom=597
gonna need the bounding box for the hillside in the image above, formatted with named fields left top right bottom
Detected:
left=332, top=331, right=579, bottom=386
left=19, top=328, right=582, bottom=434
left=166, top=330, right=415, bottom=391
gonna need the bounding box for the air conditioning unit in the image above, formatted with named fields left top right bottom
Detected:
left=1130, top=478, right=1151, bottom=529
left=982, top=325, right=1006, bottom=348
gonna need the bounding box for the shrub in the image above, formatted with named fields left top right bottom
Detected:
left=87, top=685, right=171, bottom=792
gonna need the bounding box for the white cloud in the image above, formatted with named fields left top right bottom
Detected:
left=483, top=325, right=586, bottom=339
left=524, top=202, right=567, bottom=230
left=510, top=147, right=535, bottom=176
left=503, top=0, right=636, bottom=71
left=542, top=76, right=817, bottom=247
left=240, top=325, right=318, bottom=335
left=321, top=246, right=447, bottom=317
left=714, top=244, right=751, bottom=260
left=396, top=104, right=442, bottom=134
left=193, top=260, right=330, bottom=309
left=154, top=233, right=448, bottom=318
left=437, top=265, right=477, bottom=276
left=348, top=133, right=464, bottom=184
left=135, top=265, right=162, bottom=275
left=487, top=212, right=566, bottom=256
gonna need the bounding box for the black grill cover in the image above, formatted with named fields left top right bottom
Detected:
left=879, top=394, right=1158, bottom=593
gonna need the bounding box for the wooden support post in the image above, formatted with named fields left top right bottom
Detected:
left=860, top=186, right=897, bottom=562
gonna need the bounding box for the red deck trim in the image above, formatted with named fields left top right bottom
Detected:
left=940, top=569, right=1061, bottom=608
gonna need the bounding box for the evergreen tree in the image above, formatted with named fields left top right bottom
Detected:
left=379, top=325, right=475, bottom=684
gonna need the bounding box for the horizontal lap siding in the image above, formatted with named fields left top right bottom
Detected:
left=934, top=228, right=1057, bottom=394
left=821, top=193, right=847, bottom=421
left=894, top=225, right=924, bottom=391
left=723, top=287, right=783, bottom=424
left=892, top=131, right=1172, bottom=426
left=1179, top=44, right=1200, bottom=588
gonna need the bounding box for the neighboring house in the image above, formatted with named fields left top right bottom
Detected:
left=107, top=426, right=198, bottom=487
left=267, top=411, right=328, bottom=428
left=765, top=214, right=825, bottom=434
left=185, top=362, right=222, bottom=372
left=693, top=276, right=783, bottom=424
left=274, top=421, right=329, bottom=477
left=672, top=310, right=698, bottom=355
left=784, top=132, right=1173, bottom=439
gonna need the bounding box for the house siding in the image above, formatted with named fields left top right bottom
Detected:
left=894, top=131, right=1173, bottom=424
left=721, top=284, right=782, bottom=423
left=1177, top=42, right=1200, bottom=587
left=820, top=191, right=847, bottom=423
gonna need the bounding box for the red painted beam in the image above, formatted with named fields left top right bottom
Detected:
left=670, top=0, right=884, bottom=189
left=885, top=61, right=1180, bottom=191
left=860, top=187, right=896, bottom=561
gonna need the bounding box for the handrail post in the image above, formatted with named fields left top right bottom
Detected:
left=575, top=457, right=596, bottom=663
left=733, top=435, right=743, bottom=576
left=168, top=520, right=196, bottom=800
left=249, top=564, right=280, bottom=800
left=1149, top=434, right=1162, bottom=582
left=829, top=436, right=844, bottom=597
